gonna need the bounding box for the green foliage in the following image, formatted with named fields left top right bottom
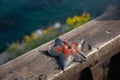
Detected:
left=7, top=42, right=19, bottom=53
left=66, top=12, right=91, bottom=29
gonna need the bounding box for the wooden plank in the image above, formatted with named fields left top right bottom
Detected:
left=90, top=65, right=104, bottom=80
left=0, top=7, right=120, bottom=80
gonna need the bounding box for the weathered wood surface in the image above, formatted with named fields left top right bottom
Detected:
left=0, top=8, right=120, bottom=80
left=90, top=63, right=104, bottom=80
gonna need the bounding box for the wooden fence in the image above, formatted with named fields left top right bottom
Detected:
left=0, top=7, right=120, bottom=80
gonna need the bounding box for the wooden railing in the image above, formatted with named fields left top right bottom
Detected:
left=0, top=7, right=120, bottom=80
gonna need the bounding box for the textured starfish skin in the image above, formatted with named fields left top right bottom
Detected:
left=48, top=38, right=87, bottom=69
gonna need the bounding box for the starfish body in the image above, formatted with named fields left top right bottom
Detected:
left=48, top=38, right=87, bottom=69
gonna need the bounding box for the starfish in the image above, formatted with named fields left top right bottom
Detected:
left=48, top=38, right=87, bottom=69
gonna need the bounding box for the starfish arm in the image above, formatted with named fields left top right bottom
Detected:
left=54, top=38, right=63, bottom=46
left=74, top=52, right=87, bottom=62
left=79, top=51, right=87, bottom=61
left=48, top=46, right=59, bottom=56
left=78, top=38, right=84, bottom=45
left=76, top=38, right=84, bottom=49
left=74, top=54, right=83, bottom=61
left=59, top=54, right=74, bottom=69
left=74, top=53, right=87, bottom=61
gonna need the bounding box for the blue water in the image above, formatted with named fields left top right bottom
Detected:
left=0, top=0, right=118, bottom=52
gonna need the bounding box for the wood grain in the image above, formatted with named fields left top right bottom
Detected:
left=0, top=7, right=120, bottom=80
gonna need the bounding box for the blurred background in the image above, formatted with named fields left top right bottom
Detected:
left=0, top=0, right=120, bottom=65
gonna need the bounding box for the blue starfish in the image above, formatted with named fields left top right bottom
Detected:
left=48, top=38, right=87, bottom=69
